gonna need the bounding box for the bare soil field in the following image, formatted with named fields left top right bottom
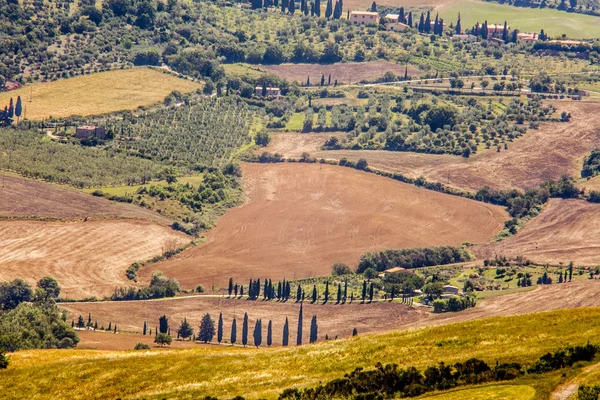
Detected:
left=138, top=162, right=507, bottom=291
left=0, top=220, right=190, bottom=299
left=63, top=279, right=600, bottom=350
left=474, top=199, right=600, bottom=266
left=315, top=102, right=600, bottom=193
left=258, top=62, right=421, bottom=84
left=263, top=132, right=344, bottom=158
left=0, top=174, right=168, bottom=223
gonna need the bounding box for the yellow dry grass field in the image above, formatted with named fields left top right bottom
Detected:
left=3, top=307, right=600, bottom=399
left=316, top=102, right=600, bottom=193
left=475, top=199, right=600, bottom=266
left=0, top=68, right=201, bottom=120
left=139, top=162, right=507, bottom=291
left=0, top=219, right=190, bottom=299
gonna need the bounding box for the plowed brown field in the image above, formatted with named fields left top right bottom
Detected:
left=474, top=199, right=600, bottom=265
left=138, top=163, right=507, bottom=291
left=315, top=102, right=600, bottom=193
left=63, top=279, right=600, bottom=350
left=0, top=220, right=190, bottom=299
left=0, top=175, right=169, bottom=224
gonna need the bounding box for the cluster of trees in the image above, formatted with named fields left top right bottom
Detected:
left=579, top=384, right=600, bottom=400
left=0, top=96, right=22, bottom=126
left=111, top=271, right=180, bottom=301
left=274, top=343, right=599, bottom=399
left=357, top=246, right=472, bottom=273
left=432, top=296, right=476, bottom=313
left=0, top=277, right=79, bottom=352
left=416, top=11, right=445, bottom=36
left=582, top=149, right=600, bottom=178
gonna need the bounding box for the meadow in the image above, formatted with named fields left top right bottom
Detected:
left=2, top=308, right=600, bottom=399
left=0, top=68, right=201, bottom=120
left=437, top=0, right=600, bottom=38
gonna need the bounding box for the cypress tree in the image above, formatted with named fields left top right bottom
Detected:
left=569, top=263, right=573, bottom=282
left=143, top=321, right=147, bottom=335
left=264, top=280, right=269, bottom=300
left=324, top=280, right=330, bottom=303
left=267, top=320, right=273, bottom=346
left=107, top=320, right=111, bottom=331
left=370, top=1, right=376, bottom=11
left=352, top=328, right=358, bottom=336
left=315, top=0, right=320, bottom=16
left=502, top=21, right=508, bottom=43
left=286, top=281, right=291, bottom=300
left=312, top=285, right=317, bottom=303
left=325, top=0, right=332, bottom=18
left=242, top=312, right=249, bottom=347
left=283, top=317, right=289, bottom=346
left=456, top=13, right=461, bottom=34
left=336, top=283, right=342, bottom=304
left=297, top=304, right=303, bottom=345
left=399, top=7, right=404, bottom=23
left=231, top=318, right=237, bottom=345
left=296, top=284, right=302, bottom=302
left=228, top=278, right=233, bottom=296
left=390, top=286, right=395, bottom=301
left=240, top=285, right=244, bottom=297
left=159, top=315, right=169, bottom=334
left=424, top=11, right=431, bottom=33
left=361, top=280, right=367, bottom=302
left=418, top=13, right=424, bottom=32
left=369, top=283, right=374, bottom=303
left=320, top=74, right=325, bottom=86
left=281, top=0, right=287, bottom=13
left=114, top=324, right=117, bottom=333
left=289, top=0, right=295, bottom=15
left=15, top=96, right=22, bottom=120
left=94, top=321, right=98, bottom=330
left=309, top=315, right=318, bottom=343
left=434, top=13, right=439, bottom=35
left=71, top=320, right=74, bottom=328
left=217, top=313, right=223, bottom=343
left=408, top=11, right=412, bottom=27
left=253, top=319, right=262, bottom=347
left=7, top=98, right=13, bottom=118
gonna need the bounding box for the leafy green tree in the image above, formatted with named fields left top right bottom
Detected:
left=0, top=279, right=33, bottom=311
left=159, top=315, right=169, bottom=334
left=332, top=262, right=352, bottom=276
left=423, top=282, right=444, bottom=299
left=36, top=277, right=60, bottom=299
left=178, top=318, right=194, bottom=340
left=198, top=313, right=215, bottom=343
left=242, top=312, right=249, bottom=347
left=283, top=317, right=289, bottom=346
left=134, top=343, right=150, bottom=350
left=363, top=268, right=378, bottom=280
left=154, top=333, right=172, bottom=347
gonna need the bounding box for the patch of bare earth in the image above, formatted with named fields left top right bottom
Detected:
left=0, top=175, right=169, bottom=224
left=263, top=132, right=343, bottom=158
left=258, top=62, right=421, bottom=84
left=138, top=162, right=507, bottom=291
left=0, top=220, right=190, bottom=299
left=63, top=280, right=600, bottom=350
left=315, top=102, right=600, bottom=193
left=474, top=199, right=600, bottom=266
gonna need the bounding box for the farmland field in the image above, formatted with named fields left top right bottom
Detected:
left=474, top=199, right=600, bottom=265
left=0, top=68, right=201, bottom=120
left=316, top=101, right=600, bottom=193
left=3, top=307, right=600, bottom=399
left=0, top=219, right=190, bottom=299
left=258, top=62, right=422, bottom=84
left=138, top=162, right=507, bottom=291
left=0, top=174, right=169, bottom=223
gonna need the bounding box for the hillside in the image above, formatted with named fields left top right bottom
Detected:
left=138, top=162, right=507, bottom=291
left=2, top=307, right=600, bottom=399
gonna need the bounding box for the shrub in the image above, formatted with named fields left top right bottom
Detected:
left=331, top=262, right=353, bottom=276
left=134, top=342, right=151, bottom=350
left=357, top=246, right=472, bottom=273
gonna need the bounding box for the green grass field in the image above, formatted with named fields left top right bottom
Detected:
left=2, top=307, right=600, bottom=399
left=0, top=68, right=201, bottom=121
left=438, top=0, right=600, bottom=39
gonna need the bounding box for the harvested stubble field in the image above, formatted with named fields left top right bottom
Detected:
left=474, top=199, right=600, bottom=266
left=62, top=279, right=600, bottom=350
left=262, top=132, right=346, bottom=158
left=0, top=67, right=201, bottom=120
left=4, top=305, right=600, bottom=399
left=258, top=62, right=422, bottom=84
left=0, top=175, right=168, bottom=223
left=139, top=162, right=507, bottom=290
left=0, top=219, right=190, bottom=299
left=315, top=102, right=600, bottom=193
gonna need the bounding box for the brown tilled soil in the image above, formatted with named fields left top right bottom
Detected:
left=0, top=175, right=169, bottom=224
left=138, top=162, right=507, bottom=291
left=0, top=220, right=190, bottom=299
left=315, top=102, right=600, bottom=193
left=264, top=132, right=345, bottom=158
left=258, top=62, right=421, bottom=84
left=474, top=199, right=600, bottom=266
left=63, top=279, right=600, bottom=350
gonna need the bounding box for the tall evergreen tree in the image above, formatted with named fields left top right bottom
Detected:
left=231, top=318, right=237, bottom=345
left=283, top=317, right=289, bottom=346
left=569, top=262, right=573, bottom=282
left=228, top=278, right=233, bottom=297
left=399, top=7, right=404, bottom=23
left=418, top=13, right=424, bottom=32
left=424, top=11, right=431, bottom=33
left=7, top=98, right=13, bottom=118
left=407, top=11, right=412, bottom=27
left=267, top=320, right=273, bottom=346
left=336, top=283, right=342, bottom=304
left=369, top=283, right=374, bottom=303
left=456, top=13, right=461, bottom=34
left=370, top=1, right=376, bottom=11
left=178, top=318, right=194, bottom=340
left=325, top=0, right=332, bottom=18
left=343, top=280, right=348, bottom=302
left=159, top=315, right=169, bottom=334
left=242, top=312, right=249, bottom=347
left=296, top=284, right=302, bottom=302
left=217, top=313, right=223, bottom=343
left=361, top=280, right=367, bottom=302
left=502, top=21, right=508, bottom=43
left=434, top=13, right=439, bottom=35
left=315, top=0, right=320, bottom=16
left=143, top=321, right=147, bottom=335
left=297, top=304, right=303, bottom=345
left=281, top=0, right=287, bottom=13
left=253, top=319, right=262, bottom=347
left=312, top=285, right=317, bottom=303
left=309, top=315, right=318, bottom=343
left=15, top=96, right=22, bottom=121
left=324, top=280, right=330, bottom=303
left=198, top=314, right=215, bottom=343
left=289, top=0, right=295, bottom=14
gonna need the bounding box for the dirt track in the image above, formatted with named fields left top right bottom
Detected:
left=63, top=279, right=600, bottom=350
left=474, top=199, right=600, bottom=266
left=0, top=220, right=190, bottom=299
left=315, top=102, right=600, bottom=193
left=0, top=175, right=168, bottom=224
left=139, top=163, right=507, bottom=291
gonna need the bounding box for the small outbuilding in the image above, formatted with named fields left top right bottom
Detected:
left=75, top=125, right=107, bottom=140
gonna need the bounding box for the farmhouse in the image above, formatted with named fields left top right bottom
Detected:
left=517, top=32, right=538, bottom=42
left=75, top=125, right=107, bottom=140
left=384, top=14, right=410, bottom=32
left=350, top=11, right=380, bottom=26
left=255, top=87, right=282, bottom=98
left=487, top=24, right=509, bottom=35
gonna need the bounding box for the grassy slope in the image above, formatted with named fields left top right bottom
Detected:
left=0, top=68, right=201, bottom=120
left=3, top=307, right=600, bottom=399
left=438, top=0, right=600, bottom=38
